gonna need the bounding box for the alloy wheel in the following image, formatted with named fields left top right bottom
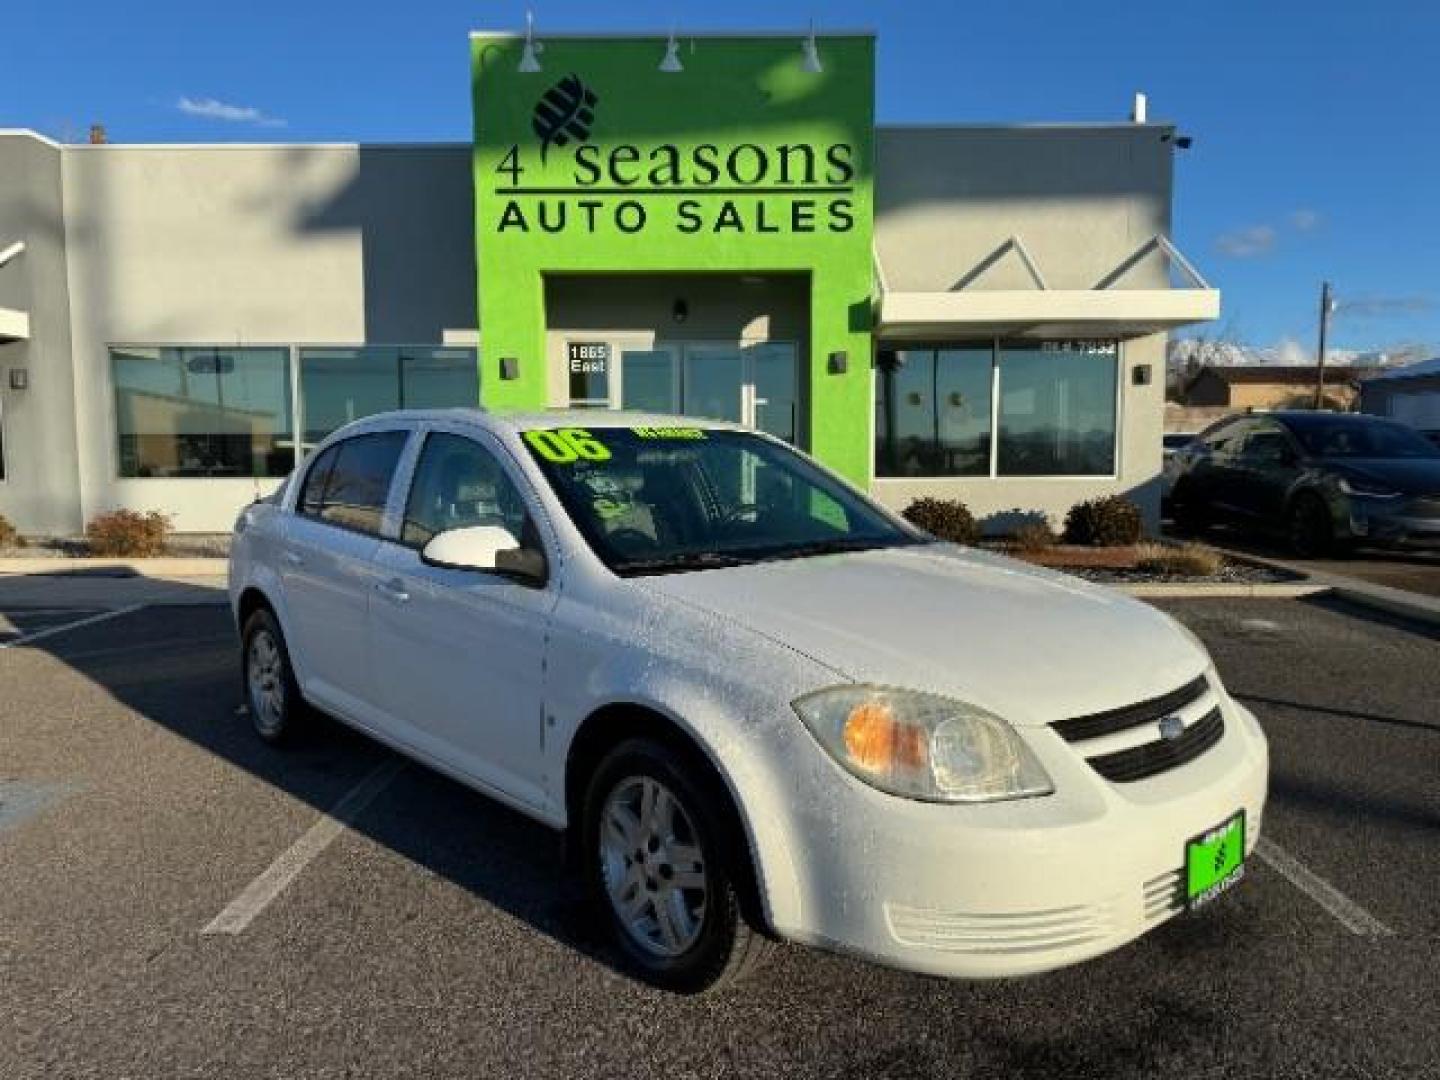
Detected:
left=246, top=629, right=286, bottom=737
left=598, top=776, right=708, bottom=958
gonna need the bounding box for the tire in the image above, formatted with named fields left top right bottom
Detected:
left=241, top=607, right=308, bottom=745
left=1171, top=488, right=1210, bottom=534
left=1286, top=493, right=1334, bottom=558
left=581, top=738, right=772, bottom=994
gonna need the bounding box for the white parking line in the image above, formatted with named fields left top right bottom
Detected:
left=0, top=604, right=146, bottom=650
left=201, top=760, right=405, bottom=936
left=1256, top=837, right=1395, bottom=938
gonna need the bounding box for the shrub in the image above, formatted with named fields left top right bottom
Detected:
left=0, top=513, right=22, bottom=549
left=901, top=497, right=980, bottom=545
left=1063, top=495, right=1144, bottom=547
left=86, top=510, right=171, bottom=557
left=1136, top=542, right=1222, bottom=577
left=1011, top=520, right=1058, bottom=553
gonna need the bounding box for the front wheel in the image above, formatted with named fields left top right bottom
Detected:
left=582, top=739, right=772, bottom=993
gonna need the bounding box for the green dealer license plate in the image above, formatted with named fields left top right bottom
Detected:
left=1185, top=810, right=1246, bottom=911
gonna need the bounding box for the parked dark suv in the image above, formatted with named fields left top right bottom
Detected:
left=1169, top=411, right=1440, bottom=556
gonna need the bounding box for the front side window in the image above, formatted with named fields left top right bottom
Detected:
left=111, top=347, right=294, bottom=478
left=401, top=433, right=531, bottom=550
left=997, top=343, right=1117, bottom=476
left=298, top=431, right=408, bottom=537
left=1288, top=416, right=1440, bottom=459
left=524, top=426, right=920, bottom=576
left=299, top=347, right=478, bottom=449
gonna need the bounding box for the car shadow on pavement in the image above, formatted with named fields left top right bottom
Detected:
left=24, top=604, right=627, bottom=981
left=1231, top=691, right=1440, bottom=737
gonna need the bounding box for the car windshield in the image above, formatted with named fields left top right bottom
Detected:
left=1288, top=417, right=1439, bottom=459
left=521, top=425, right=923, bottom=575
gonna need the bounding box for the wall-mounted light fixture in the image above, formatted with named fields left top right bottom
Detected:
left=8, top=368, right=28, bottom=391
left=672, top=298, right=689, bottom=324
left=827, top=350, right=848, bottom=375
left=518, top=11, right=543, bottom=73
left=1132, top=363, right=1153, bottom=386
left=500, top=356, right=520, bottom=381
left=801, top=23, right=823, bottom=74
left=659, top=30, right=683, bottom=73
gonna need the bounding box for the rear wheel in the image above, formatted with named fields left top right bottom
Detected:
left=582, top=738, right=772, bottom=993
left=242, top=608, right=307, bottom=744
left=1286, top=493, right=1334, bottom=558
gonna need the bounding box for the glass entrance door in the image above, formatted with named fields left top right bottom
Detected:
left=602, top=340, right=801, bottom=445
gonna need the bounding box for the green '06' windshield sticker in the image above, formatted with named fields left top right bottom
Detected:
left=525, top=426, right=709, bottom=464
left=524, top=428, right=612, bottom=464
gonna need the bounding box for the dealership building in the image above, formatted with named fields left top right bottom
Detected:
left=0, top=30, right=1218, bottom=536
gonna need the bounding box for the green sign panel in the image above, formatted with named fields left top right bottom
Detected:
left=471, top=33, right=876, bottom=483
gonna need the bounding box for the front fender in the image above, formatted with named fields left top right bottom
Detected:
left=544, top=589, right=842, bottom=938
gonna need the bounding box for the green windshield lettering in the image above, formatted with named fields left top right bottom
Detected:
left=524, top=428, right=613, bottom=464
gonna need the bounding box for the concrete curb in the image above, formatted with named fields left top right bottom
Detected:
left=0, top=557, right=228, bottom=577
left=1119, top=581, right=1329, bottom=600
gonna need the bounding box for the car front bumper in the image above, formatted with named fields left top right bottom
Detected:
left=1345, top=497, right=1440, bottom=549
left=771, top=699, right=1269, bottom=980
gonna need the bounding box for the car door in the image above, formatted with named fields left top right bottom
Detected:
left=368, top=427, right=556, bottom=810
left=1233, top=421, right=1304, bottom=521
left=1180, top=417, right=1248, bottom=516
left=278, top=428, right=411, bottom=720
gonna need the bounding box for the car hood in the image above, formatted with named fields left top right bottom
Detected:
left=1321, top=457, right=1440, bottom=495
left=636, top=543, right=1208, bottom=727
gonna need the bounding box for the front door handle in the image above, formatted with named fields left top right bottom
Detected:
left=282, top=551, right=304, bottom=568
left=378, top=578, right=410, bottom=604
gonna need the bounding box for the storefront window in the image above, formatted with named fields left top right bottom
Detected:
left=874, top=340, right=1118, bottom=478
left=299, top=347, right=478, bottom=448
left=997, top=342, right=1117, bottom=476
left=875, top=347, right=992, bottom=477
left=112, top=347, right=294, bottom=478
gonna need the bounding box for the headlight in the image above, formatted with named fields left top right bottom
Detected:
left=1338, top=477, right=1401, bottom=498
left=792, top=686, right=1054, bottom=803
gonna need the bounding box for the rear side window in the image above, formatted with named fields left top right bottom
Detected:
left=1201, top=419, right=1250, bottom=454
left=298, top=431, right=408, bottom=537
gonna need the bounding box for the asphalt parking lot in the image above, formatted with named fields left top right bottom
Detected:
left=2, top=586, right=1438, bottom=1078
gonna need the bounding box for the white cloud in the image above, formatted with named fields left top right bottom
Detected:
left=177, top=96, right=286, bottom=128
left=1289, top=208, right=1321, bottom=232
left=1214, top=224, right=1277, bottom=259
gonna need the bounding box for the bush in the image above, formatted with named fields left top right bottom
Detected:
left=0, top=513, right=23, bottom=549
left=1011, top=520, right=1058, bottom=553
left=1136, top=542, right=1222, bottom=577
left=1063, top=495, right=1144, bottom=547
left=86, top=510, right=171, bottom=557
left=901, top=497, right=980, bottom=545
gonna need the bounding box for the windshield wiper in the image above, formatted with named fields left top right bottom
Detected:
left=750, top=537, right=900, bottom=563
left=613, top=551, right=760, bottom=576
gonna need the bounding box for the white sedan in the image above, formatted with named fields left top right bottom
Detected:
left=229, top=409, right=1268, bottom=992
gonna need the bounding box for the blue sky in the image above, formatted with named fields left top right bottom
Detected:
left=7, top=0, right=1438, bottom=359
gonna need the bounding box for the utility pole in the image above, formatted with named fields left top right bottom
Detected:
left=1314, top=281, right=1335, bottom=410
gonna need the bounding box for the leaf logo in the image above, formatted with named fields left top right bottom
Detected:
left=532, top=74, right=599, bottom=163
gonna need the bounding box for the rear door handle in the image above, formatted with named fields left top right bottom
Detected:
left=378, top=578, right=410, bottom=604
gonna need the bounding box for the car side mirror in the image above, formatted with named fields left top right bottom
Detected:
left=421, top=526, right=548, bottom=585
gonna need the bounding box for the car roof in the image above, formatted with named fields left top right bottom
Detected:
left=334, top=407, right=750, bottom=437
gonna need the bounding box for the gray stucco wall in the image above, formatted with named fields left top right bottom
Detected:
left=60, top=143, right=476, bottom=532
left=0, top=133, right=83, bottom=535
left=869, top=125, right=1177, bottom=530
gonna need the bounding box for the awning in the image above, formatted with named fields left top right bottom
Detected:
left=874, top=234, right=1220, bottom=341
left=0, top=306, right=29, bottom=343
left=877, top=288, right=1220, bottom=341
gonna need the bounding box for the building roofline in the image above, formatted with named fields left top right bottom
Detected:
left=469, top=28, right=876, bottom=40
left=0, top=128, right=63, bottom=149
left=877, top=121, right=1177, bottom=133
left=61, top=141, right=468, bottom=151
